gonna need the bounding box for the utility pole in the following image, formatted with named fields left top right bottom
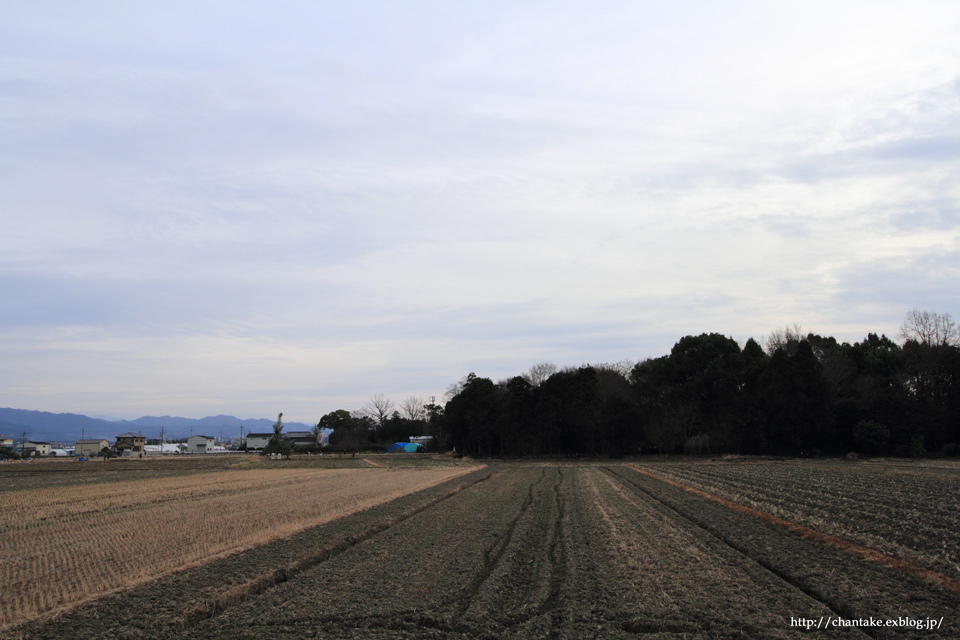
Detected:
left=428, top=397, right=439, bottom=441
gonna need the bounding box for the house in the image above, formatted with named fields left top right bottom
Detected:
left=284, top=431, right=317, bottom=449
left=22, top=441, right=52, bottom=457
left=114, top=432, right=145, bottom=455
left=0, top=436, right=13, bottom=454
left=186, top=435, right=216, bottom=454
left=75, top=439, right=110, bottom=457
left=245, top=433, right=273, bottom=450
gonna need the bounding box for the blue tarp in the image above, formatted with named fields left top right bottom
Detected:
left=387, top=442, right=424, bottom=453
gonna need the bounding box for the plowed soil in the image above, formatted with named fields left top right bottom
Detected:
left=4, top=459, right=959, bottom=639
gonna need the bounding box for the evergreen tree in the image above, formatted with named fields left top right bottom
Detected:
left=263, top=412, right=292, bottom=457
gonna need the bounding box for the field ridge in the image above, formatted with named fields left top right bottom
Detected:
left=607, top=466, right=859, bottom=624
left=629, top=465, right=960, bottom=595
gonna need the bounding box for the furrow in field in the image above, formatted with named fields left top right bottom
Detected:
left=581, top=467, right=869, bottom=638
left=608, top=466, right=960, bottom=639
left=184, top=466, right=542, bottom=639
left=602, top=466, right=862, bottom=635
left=188, top=466, right=580, bottom=640
left=630, top=465, right=960, bottom=595
left=453, top=466, right=549, bottom=622
left=457, top=466, right=569, bottom=637
left=186, top=465, right=873, bottom=640
left=6, top=466, right=491, bottom=640
left=12, top=461, right=957, bottom=640
left=634, top=461, right=960, bottom=582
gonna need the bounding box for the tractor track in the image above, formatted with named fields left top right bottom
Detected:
left=482, top=466, right=568, bottom=637
left=452, top=467, right=548, bottom=622
left=184, top=467, right=498, bottom=627
left=260, top=466, right=572, bottom=640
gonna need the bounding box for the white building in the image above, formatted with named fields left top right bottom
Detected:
left=22, top=442, right=52, bottom=456
left=144, top=443, right=185, bottom=455
left=186, top=435, right=216, bottom=454
left=245, top=433, right=272, bottom=450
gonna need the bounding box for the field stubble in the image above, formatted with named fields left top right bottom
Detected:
left=5, top=459, right=960, bottom=639
left=0, top=462, right=474, bottom=631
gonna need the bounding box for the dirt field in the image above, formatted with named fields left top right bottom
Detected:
left=0, top=455, right=475, bottom=631
left=3, top=458, right=959, bottom=639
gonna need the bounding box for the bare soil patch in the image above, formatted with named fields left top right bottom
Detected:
left=0, top=463, right=474, bottom=631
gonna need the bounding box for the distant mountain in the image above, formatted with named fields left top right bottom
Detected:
left=1, top=419, right=35, bottom=438
left=125, top=415, right=294, bottom=430
left=86, top=413, right=126, bottom=422
left=0, top=408, right=313, bottom=444
left=0, top=409, right=116, bottom=442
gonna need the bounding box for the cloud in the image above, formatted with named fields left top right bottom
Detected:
left=2, top=2, right=960, bottom=421
left=832, top=250, right=960, bottom=310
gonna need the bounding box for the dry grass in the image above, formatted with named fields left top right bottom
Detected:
left=0, top=465, right=473, bottom=630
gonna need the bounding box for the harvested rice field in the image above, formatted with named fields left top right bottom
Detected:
left=2, top=457, right=958, bottom=638
left=0, top=456, right=474, bottom=632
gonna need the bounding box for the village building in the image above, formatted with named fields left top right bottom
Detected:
left=75, top=439, right=110, bottom=457
left=244, top=433, right=272, bottom=450
left=114, top=432, right=145, bottom=455
left=186, top=435, right=216, bottom=453
left=284, top=431, right=318, bottom=449
left=144, top=443, right=185, bottom=455
left=22, top=441, right=52, bottom=456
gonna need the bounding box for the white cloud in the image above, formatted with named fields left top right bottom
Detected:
left=1, top=1, right=959, bottom=421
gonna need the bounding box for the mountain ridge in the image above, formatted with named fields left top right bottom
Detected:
left=0, top=408, right=313, bottom=443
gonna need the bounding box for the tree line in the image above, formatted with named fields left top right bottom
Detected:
left=441, top=309, right=960, bottom=458
left=316, top=395, right=444, bottom=455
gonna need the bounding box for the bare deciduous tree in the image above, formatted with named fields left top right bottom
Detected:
left=899, top=308, right=958, bottom=346
left=523, top=362, right=557, bottom=387
left=765, top=323, right=805, bottom=355
left=596, top=359, right=636, bottom=379
left=401, top=395, right=426, bottom=422
left=445, top=374, right=471, bottom=400
left=363, top=393, right=394, bottom=430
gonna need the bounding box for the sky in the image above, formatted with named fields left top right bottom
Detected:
left=2, top=1, right=959, bottom=423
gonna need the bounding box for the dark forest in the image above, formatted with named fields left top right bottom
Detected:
left=438, top=310, right=960, bottom=458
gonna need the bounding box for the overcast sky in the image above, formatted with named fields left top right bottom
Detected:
left=2, top=1, right=958, bottom=423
